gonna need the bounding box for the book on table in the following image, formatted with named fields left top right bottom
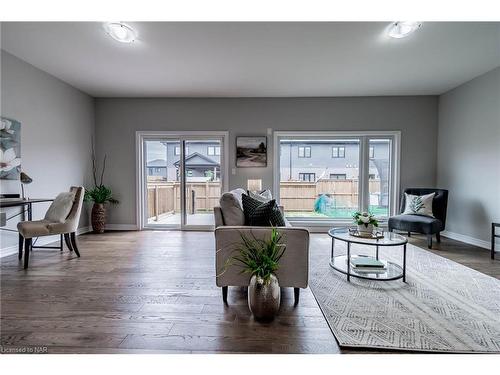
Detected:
left=350, top=256, right=385, bottom=268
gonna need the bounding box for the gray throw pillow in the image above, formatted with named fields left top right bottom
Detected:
left=44, top=192, right=76, bottom=223
left=402, top=192, right=435, bottom=217
left=219, top=188, right=246, bottom=226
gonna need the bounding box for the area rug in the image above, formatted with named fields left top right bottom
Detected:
left=309, top=241, right=500, bottom=353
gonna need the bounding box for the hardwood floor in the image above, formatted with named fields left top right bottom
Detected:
left=1, top=230, right=498, bottom=354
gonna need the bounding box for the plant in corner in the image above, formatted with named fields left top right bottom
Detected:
left=84, top=141, right=119, bottom=233
left=353, top=211, right=378, bottom=237
left=224, top=228, right=286, bottom=321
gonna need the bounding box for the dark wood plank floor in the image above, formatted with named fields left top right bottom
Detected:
left=1, top=230, right=498, bottom=354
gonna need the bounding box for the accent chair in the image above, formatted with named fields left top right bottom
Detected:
left=388, top=188, right=449, bottom=249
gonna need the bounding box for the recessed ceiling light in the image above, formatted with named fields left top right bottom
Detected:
left=388, top=22, right=422, bottom=39
left=105, top=22, right=137, bottom=43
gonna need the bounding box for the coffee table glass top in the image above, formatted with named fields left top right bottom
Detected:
left=328, top=227, right=407, bottom=246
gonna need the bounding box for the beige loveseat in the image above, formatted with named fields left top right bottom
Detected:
left=214, top=189, right=309, bottom=305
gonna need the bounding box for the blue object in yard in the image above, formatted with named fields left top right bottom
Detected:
left=315, top=194, right=333, bottom=214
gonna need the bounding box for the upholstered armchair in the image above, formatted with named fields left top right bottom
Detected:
left=17, top=186, right=85, bottom=269
left=388, top=188, right=448, bottom=249
left=214, top=190, right=309, bottom=305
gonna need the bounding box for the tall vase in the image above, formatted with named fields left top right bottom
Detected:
left=248, top=274, right=281, bottom=321
left=91, top=203, right=106, bottom=234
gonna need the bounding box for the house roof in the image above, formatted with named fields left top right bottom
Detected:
left=173, top=152, right=219, bottom=168
left=147, top=159, right=166, bottom=167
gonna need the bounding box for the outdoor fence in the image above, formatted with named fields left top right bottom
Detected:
left=147, top=179, right=382, bottom=220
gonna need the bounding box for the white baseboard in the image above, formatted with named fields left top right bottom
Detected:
left=104, top=224, right=138, bottom=231
left=0, top=226, right=92, bottom=258
left=441, top=230, right=491, bottom=250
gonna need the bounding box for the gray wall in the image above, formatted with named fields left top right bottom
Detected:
left=437, top=67, right=500, bottom=244
left=0, top=51, right=95, bottom=252
left=95, top=96, right=438, bottom=225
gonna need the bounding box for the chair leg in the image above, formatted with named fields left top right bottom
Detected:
left=436, top=232, right=441, bottom=243
left=222, top=286, right=228, bottom=304
left=70, top=232, right=81, bottom=257
left=18, top=234, right=23, bottom=260
left=294, top=288, right=300, bottom=306
left=24, top=238, right=32, bottom=269
left=64, top=233, right=74, bottom=252
left=427, top=235, right=433, bottom=249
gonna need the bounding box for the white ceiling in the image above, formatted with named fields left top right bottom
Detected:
left=2, top=22, right=500, bottom=97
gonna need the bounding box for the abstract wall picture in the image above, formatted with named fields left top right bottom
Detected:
left=0, top=117, right=21, bottom=180
left=236, top=136, right=267, bottom=167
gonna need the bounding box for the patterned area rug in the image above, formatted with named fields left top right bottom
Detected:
left=309, top=241, right=500, bottom=353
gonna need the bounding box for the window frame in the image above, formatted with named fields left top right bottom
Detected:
left=273, top=131, right=400, bottom=225
left=298, top=145, right=311, bottom=158
left=330, top=173, right=347, bottom=180
left=332, top=146, right=345, bottom=158
left=298, top=172, right=316, bottom=182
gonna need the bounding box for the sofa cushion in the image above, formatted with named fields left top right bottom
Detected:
left=388, top=214, right=443, bottom=234
left=219, top=188, right=246, bottom=226
left=242, top=194, right=286, bottom=227
left=44, top=192, right=75, bottom=223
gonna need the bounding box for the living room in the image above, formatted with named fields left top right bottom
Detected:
left=1, top=0, right=499, bottom=371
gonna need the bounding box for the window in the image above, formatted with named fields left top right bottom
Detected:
left=299, top=173, right=315, bottom=182
left=298, top=146, right=311, bottom=158
left=208, top=146, right=220, bottom=156
left=276, top=132, right=398, bottom=221
left=174, top=146, right=189, bottom=155
left=155, top=168, right=161, bottom=173
left=332, top=146, right=345, bottom=158
left=330, top=173, right=347, bottom=180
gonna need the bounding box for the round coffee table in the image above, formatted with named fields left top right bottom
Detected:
left=328, top=227, right=408, bottom=282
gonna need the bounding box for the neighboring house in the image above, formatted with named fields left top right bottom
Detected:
left=279, top=140, right=390, bottom=182
left=146, top=158, right=167, bottom=178
left=147, top=141, right=221, bottom=181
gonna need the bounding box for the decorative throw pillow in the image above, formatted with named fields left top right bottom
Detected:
left=219, top=188, right=246, bottom=226
left=242, top=194, right=286, bottom=227
left=403, top=192, right=435, bottom=217
left=248, top=189, right=272, bottom=203
left=44, top=192, right=76, bottom=223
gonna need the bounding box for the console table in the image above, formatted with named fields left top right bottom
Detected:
left=492, top=223, right=500, bottom=260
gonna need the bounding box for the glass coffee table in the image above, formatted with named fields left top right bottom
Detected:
left=328, top=227, right=408, bottom=282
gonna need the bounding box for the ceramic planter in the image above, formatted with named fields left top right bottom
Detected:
left=357, top=223, right=374, bottom=236
left=91, top=203, right=106, bottom=233
left=248, top=274, right=280, bottom=321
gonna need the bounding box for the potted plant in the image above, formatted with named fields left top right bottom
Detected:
left=224, top=228, right=286, bottom=321
left=353, top=211, right=378, bottom=236
left=84, top=142, right=119, bottom=233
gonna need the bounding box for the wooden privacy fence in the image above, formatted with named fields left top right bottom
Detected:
left=147, top=179, right=383, bottom=219
left=279, top=180, right=381, bottom=212
left=147, top=181, right=221, bottom=220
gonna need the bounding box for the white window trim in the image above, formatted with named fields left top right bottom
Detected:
left=273, top=130, right=401, bottom=225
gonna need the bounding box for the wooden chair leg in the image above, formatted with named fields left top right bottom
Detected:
left=18, top=234, right=24, bottom=260
left=436, top=232, right=441, bottom=243
left=427, top=235, right=433, bottom=249
left=64, top=233, right=74, bottom=251
left=70, top=232, right=80, bottom=257
left=24, top=238, right=32, bottom=269
left=294, top=287, right=300, bottom=306
left=222, top=286, right=228, bottom=304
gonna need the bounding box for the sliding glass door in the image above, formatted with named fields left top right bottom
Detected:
left=274, top=131, right=399, bottom=223
left=138, top=132, right=227, bottom=230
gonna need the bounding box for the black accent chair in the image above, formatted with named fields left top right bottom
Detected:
left=388, top=188, right=448, bottom=249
